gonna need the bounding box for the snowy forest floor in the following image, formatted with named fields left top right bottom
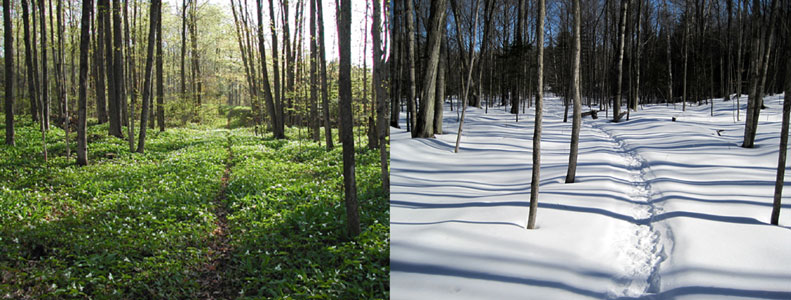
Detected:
left=391, top=95, right=791, bottom=299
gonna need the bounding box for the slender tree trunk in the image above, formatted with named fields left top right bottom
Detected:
left=137, top=0, right=159, bottom=153
left=682, top=0, right=689, bottom=112
left=528, top=0, right=545, bottom=230
left=566, top=0, right=582, bottom=183
left=22, top=0, right=39, bottom=123
left=268, top=0, right=284, bottom=134
left=310, top=0, right=319, bottom=142
left=156, top=2, right=164, bottom=132
left=372, top=0, right=389, bottom=192
left=771, top=22, right=791, bottom=224
left=181, top=0, right=187, bottom=104
left=55, top=0, right=68, bottom=155
left=433, top=35, right=447, bottom=135
left=336, top=0, right=360, bottom=237
left=743, top=0, right=775, bottom=148
left=612, top=0, right=628, bottom=122
left=94, top=1, right=107, bottom=124
left=112, top=0, right=126, bottom=129
left=189, top=3, right=201, bottom=117
left=39, top=0, right=50, bottom=131
left=3, top=0, right=13, bottom=146
left=124, top=0, right=135, bottom=150
left=390, top=2, right=401, bottom=128
left=663, top=1, right=672, bottom=106
left=452, top=0, right=480, bottom=152
left=77, top=0, right=92, bottom=166
left=414, top=0, right=448, bottom=139
left=317, top=0, right=332, bottom=148
left=257, top=0, right=284, bottom=139
left=405, top=0, right=416, bottom=131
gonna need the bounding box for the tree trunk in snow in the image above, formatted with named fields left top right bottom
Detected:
left=612, top=0, right=628, bottom=122
left=413, top=0, right=448, bottom=139
left=528, top=0, right=545, bottom=230
left=566, top=0, right=582, bottom=183
left=405, top=0, right=416, bottom=132
left=770, top=12, right=790, bottom=225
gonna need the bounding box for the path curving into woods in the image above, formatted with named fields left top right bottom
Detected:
left=589, top=121, right=669, bottom=298
left=198, top=132, right=236, bottom=299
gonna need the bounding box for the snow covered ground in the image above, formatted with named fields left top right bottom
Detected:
left=390, top=95, right=791, bottom=299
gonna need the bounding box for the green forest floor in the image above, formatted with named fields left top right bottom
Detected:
left=0, top=118, right=389, bottom=299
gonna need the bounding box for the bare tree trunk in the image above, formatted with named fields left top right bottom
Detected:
left=267, top=0, right=284, bottom=134
left=189, top=3, right=201, bottom=118
left=181, top=0, right=187, bottom=104
left=77, top=0, right=93, bottom=166
left=336, top=0, right=360, bottom=237
left=124, top=0, right=135, bottom=150
left=528, top=0, right=545, bottom=230
left=317, top=0, right=332, bottom=148
left=3, top=0, right=14, bottom=146
left=39, top=0, right=50, bottom=131
left=372, top=0, right=389, bottom=192
left=137, top=0, right=159, bottom=153
left=54, top=0, right=68, bottom=155
left=405, top=0, right=416, bottom=132
left=451, top=0, right=479, bottom=152
left=156, top=1, right=164, bottom=132
left=22, top=0, right=39, bottom=123
left=414, top=0, right=449, bottom=139
left=612, top=0, right=628, bottom=122
left=771, top=20, right=791, bottom=224
left=310, top=0, right=320, bottom=142
left=257, top=0, right=284, bottom=139
left=566, top=0, right=582, bottom=183
left=433, top=35, right=447, bottom=135
left=390, top=2, right=401, bottom=128
left=664, top=0, right=673, bottom=106
left=743, top=0, right=776, bottom=148
left=113, top=0, right=127, bottom=129
left=682, top=0, right=689, bottom=112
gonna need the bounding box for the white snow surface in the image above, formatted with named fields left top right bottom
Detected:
left=390, top=95, right=791, bottom=300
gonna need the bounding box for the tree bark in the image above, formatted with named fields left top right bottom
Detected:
left=664, top=0, right=673, bottom=106
left=528, top=0, right=545, bottom=230
left=390, top=1, right=401, bottom=128
left=77, top=0, right=93, bottom=166
left=267, top=0, right=284, bottom=134
left=317, top=0, right=332, bottom=148
left=310, top=0, right=319, bottom=142
left=55, top=0, right=68, bottom=155
left=612, top=0, right=628, bottom=122
left=257, top=0, right=284, bottom=139
left=137, top=0, right=159, bottom=153
left=771, top=20, right=791, bottom=224
left=39, top=0, right=50, bottom=131
left=451, top=0, right=479, bottom=152
left=414, top=0, right=448, bottom=138
left=372, top=0, right=389, bottom=192
left=433, top=35, right=447, bottom=135
left=156, top=1, right=164, bottom=132
left=566, top=0, right=582, bottom=183
left=22, top=0, right=39, bottom=123
left=336, top=0, right=360, bottom=237
left=3, top=0, right=14, bottom=146
left=405, top=0, right=416, bottom=131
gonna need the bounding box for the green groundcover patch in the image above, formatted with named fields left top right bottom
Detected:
left=0, top=119, right=389, bottom=299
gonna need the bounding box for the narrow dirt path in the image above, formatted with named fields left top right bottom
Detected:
left=198, top=133, right=235, bottom=299
left=590, top=121, right=668, bottom=298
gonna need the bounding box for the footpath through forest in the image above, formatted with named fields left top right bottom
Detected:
left=391, top=95, right=791, bottom=299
